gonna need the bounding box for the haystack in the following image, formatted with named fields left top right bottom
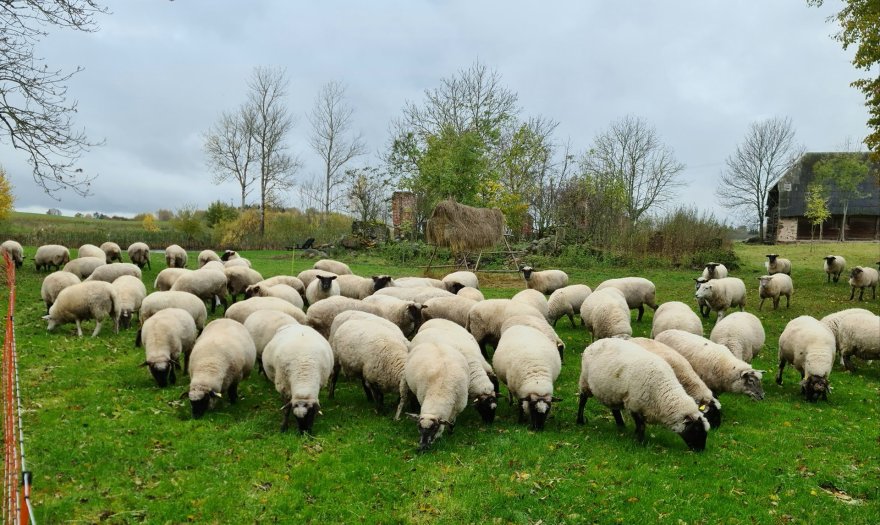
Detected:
left=426, top=200, right=505, bottom=252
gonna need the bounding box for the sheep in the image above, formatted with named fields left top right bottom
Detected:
left=306, top=296, right=383, bottom=338
left=1, top=240, right=23, bottom=268
left=630, top=337, right=722, bottom=428
left=547, top=284, right=592, bottom=327
left=223, top=258, right=251, bottom=268
left=127, top=242, right=151, bottom=270
left=492, top=324, right=561, bottom=430
left=465, top=299, right=546, bottom=357
left=85, top=262, right=142, bottom=283
left=512, top=289, right=550, bottom=322
left=456, top=286, right=484, bottom=301
left=220, top=249, right=240, bottom=261
left=165, top=244, right=188, bottom=268
left=111, top=275, right=147, bottom=329
left=412, top=319, right=497, bottom=423
left=374, top=286, right=454, bottom=303
left=579, top=287, right=632, bottom=341
left=171, top=268, right=229, bottom=313
left=198, top=250, right=221, bottom=268
left=651, top=301, right=703, bottom=338
left=765, top=254, right=792, bottom=275
left=100, top=242, right=122, bottom=263
left=329, top=319, right=409, bottom=417
left=820, top=308, right=879, bottom=371
left=200, top=260, right=225, bottom=272
left=253, top=275, right=305, bottom=297
left=757, top=274, right=793, bottom=310
left=693, top=277, right=711, bottom=318
left=848, top=266, right=879, bottom=301
left=262, top=324, right=334, bottom=433
left=243, top=310, right=300, bottom=374
left=776, top=316, right=836, bottom=402
left=154, top=268, right=190, bottom=291
left=393, top=276, right=446, bottom=289
left=500, top=315, right=565, bottom=362
left=138, top=291, right=208, bottom=332
left=328, top=310, right=404, bottom=342
left=595, top=277, right=658, bottom=321
left=313, top=259, right=353, bottom=275
left=403, top=341, right=470, bottom=451
left=77, top=243, right=105, bottom=259
left=62, top=256, right=106, bottom=279
left=422, top=295, right=477, bottom=327
left=244, top=283, right=304, bottom=309
left=335, top=274, right=394, bottom=300
left=40, top=271, right=80, bottom=314
left=823, top=255, right=846, bottom=283
left=819, top=308, right=873, bottom=335
left=363, top=295, right=426, bottom=337
left=297, top=269, right=336, bottom=290
left=224, top=266, right=264, bottom=302
left=708, top=312, right=766, bottom=363
left=700, top=262, right=728, bottom=280
left=43, top=280, right=119, bottom=337
left=184, top=319, right=256, bottom=418
left=693, top=277, right=746, bottom=321
left=34, top=244, right=70, bottom=272
left=654, top=329, right=765, bottom=400
left=305, top=273, right=340, bottom=305
left=137, top=308, right=197, bottom=387
left=442, top=271, right=479, bottom=292
left=224, top=297, right=308, bottom=325
left=519, top=265, right=569, bottom=295
left=576, top=337, right=709, bottom=451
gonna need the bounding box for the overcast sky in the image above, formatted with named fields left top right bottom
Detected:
left=2, top=0, right=869, bottom=225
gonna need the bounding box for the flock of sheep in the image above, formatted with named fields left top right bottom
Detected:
left=0, top=239, right=879, bottom=452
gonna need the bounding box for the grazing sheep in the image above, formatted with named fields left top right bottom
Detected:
left=111, top=275, right=147, bottom=329
left=757, top=274, right=793, bottom=310
left=500, top=315, right=565, bottom=362
left=701, top=262, right=728, bottom=280
left=336, top=274, right=394, bottom=300
left=137, top=308, right=197, bottom=387
left=493, top=325, right=561, bottom=430
left=138, top=291, right=208, bottom=332
left=819, top=308, right=873, bottom=335
left=547, top=284, right=592, bottom=327
left=466, top=299, right=546, bottom=357
left=363, top=295, right=426, bottom=337
left=456, top=286, right=484, bottom=301
left=708, top=312, right=766, bottom=363
left=393, top=276, right=447, bottom=289
left=220, top=249, right=240, bottom=261
left=777, top=316, right=836, bottom=402
left=199, top=261, right=224, bottom=272
left=34, top=244, right=70, bottom=272
left=848, top=266, right=879, bottom=301
left=224, top=266, right=264, bottom=302
left=404, top=342, right=470, bottom=451
left=185, top=319, right=256, bottom=418
left=577, top=337, right=709, bottom=451
left=127, top=242, right=151, bottom=270
left=654, top=329, right=765, bottom=401
left=100, top=242, right=122, bottom=263
left=580, top=287, right=632, bottom=341
left=244, top=283, right=304, bottom=309
left=313, top=259, right=353, bottom=275
left=198, top=250, right=221, bottom=268
left=820, top=309, right=880, bottom=371
left=224, top=297, right=307, bottom=325
left=519, top=266, right=569, bottom=295
left=171, top=269, right=229, bottom=314
left=297, top=269, right=337, bottom=290
left=765, top=254, right=791, bottom=275
left=85, top=262, right=142, bottom=283
left=328, top=311, right=404, bottom=343
left=595, top=277, right=658, bottom=321
left=651, top=301, right=703, bottom=338
left=442, top=271, right=479, bottom=292
left=512, top=289, right=550, bottom=322
left=1, top=240, right=23, bottom=268
left=43, top=280, right=119, bottom=337
left=40, top=271, right=80, bottom=314
left=77, top=243, right=105, bottom=259
left=254, top=275, right=305, bottom=297
left=243, top=310, right=300, bottom=374
left=306, top=296, right=383, bottom=338
left=694, top=277, right=746, bottom=321
left=823, top=255, right=846, bottom=283
left=223, top=257, right=251, bottom=268
left=374, top=286, right=454, bottom=303
left=165, top=244, right=188, bottom=268
left=422, top=295, right=477, bottom=328
left=305, top=274, right=340, bottom=305
left=154, top=268, right=190, bottom=291
left=62, top=256, right=106, bottom=279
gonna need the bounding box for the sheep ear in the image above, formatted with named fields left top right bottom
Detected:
left=405, top=412, right=420, bottom=422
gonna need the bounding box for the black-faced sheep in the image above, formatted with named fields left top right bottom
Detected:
left=693, top=277, right=746, bottom=321
left=708, top=312, right=766, bottom=363
left=40, top=271, right=80, bottom=314
left=595, top=277, right=658, bottom=321
left=848, top=266, right=878, bottom=301
left=305, top=274, right=340, bottom=305
left=547, top=284, right=592, bottom=327
left=1, top=240, right=23, bottom=268
left=185, top=319, right=256, bottom=418
left=519, top=266, right=569, bottom=295
left=127, top=242, right=151, bottom=270
left=765, top=254, right=791, bottom=275
left=100, top=242, right=123, bottom=263
left=776, top=316, right=835, bottom=402
left=823, top=255, right=846, bottom=283
left=313, top=259, right=353, bottom=276
left=111, top=275, right=147, bottom=329
left=650, top=301, right=703, bottom=338
left=77, top=243, right=105, bottom=259
left=34, top=244, right=70, bottom=272
left=62, top=256, right=105, bottom=279
left=138, top=307, right=198, bottom=387
left=43, top=280, right=119, bottom=337
left=757, top=274, right=793, bottom=310
left=165, top=244, right=188, bottom=268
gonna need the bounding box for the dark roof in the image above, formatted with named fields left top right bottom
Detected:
left=774, top=152, right=879, bottom=217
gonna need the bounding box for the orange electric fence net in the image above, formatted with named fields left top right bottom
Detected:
left=2, top=252, right=34, bottom=524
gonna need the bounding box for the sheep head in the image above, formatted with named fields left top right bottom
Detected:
left=520, top=394, right=559, bottom=431
left=677, top=413, right=709, bottom=452
left=473, top=393, right=497, bottom=424
left=317, top=275, right=337, bottom=291
left=283, top=400, right=320, bottom=434
left=734, top=369, right=765, bottom=400
left=371, top=275, right=393, bottom=291
left=407, top=413, right=450, bottom=452
left=801, top=375, right=829, bottom=403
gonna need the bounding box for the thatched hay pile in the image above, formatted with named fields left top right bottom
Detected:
left=426, top=200, right=505, bottom=252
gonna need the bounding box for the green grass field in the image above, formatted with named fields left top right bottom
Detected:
left=3, top=242, right=879, bottom=524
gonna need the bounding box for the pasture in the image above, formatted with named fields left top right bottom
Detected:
left=3, top=242, right=879, bottom=523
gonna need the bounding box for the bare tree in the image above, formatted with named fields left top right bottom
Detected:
left=346, top=166, right=390, bottom=224
left=0, top=0, right=107, bottom=196
left=203, top=104, right=257, bottom=210
left=581, top=115, right=685, bottom=226
left=531, top=138, right=575, bottom=237
left=717, top=116, right=802, bottom=241
left=308, top=81, right=366, bottom=216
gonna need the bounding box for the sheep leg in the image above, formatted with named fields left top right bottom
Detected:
left=636, top=305, right=644, bottom=322
left=859, top=288, right=865, bottom=301
left=91, top=321, right=102, bottom=338
left=370, top=384, right=385, bottom=414
left=75, top=320, right=83, bottom=337
left=280, top=403, right=292, bottom=433
left=631, top=412, right=646, bottom=443
left=517, top=401, right=526, bottom=424
left=576, top=392, right=588, bottom=425
left=361, top=379, right=375, bottom=402
left=773, top=297, right=779, bottom=310
left=328, top=364, right=341, bottom=399
left=849, top=286, right=856, bottom=300
left=776, top=359, right=786, bottom=385
left=872, top=286, right=876, bottom=300
left=394, top=383, right=408, bottom=421
left=227, top=383, right=239, bottom=404
left=612, top=409, right=625, bottom=428
left=842, top=354, right=854, bottom=372
left=758, top=298, right=765, bottom=311
left=478, top=339, right=488, bottom=360
left=785, top=295, right=790, bottom=308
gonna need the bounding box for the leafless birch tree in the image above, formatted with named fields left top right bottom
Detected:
left=203, top=105, right=257, bottom=210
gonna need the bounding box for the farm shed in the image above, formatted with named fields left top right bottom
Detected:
left=766, top=152, right=879, bottom=242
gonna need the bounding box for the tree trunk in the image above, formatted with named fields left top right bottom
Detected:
left=839, top=201, right=849, bottom=242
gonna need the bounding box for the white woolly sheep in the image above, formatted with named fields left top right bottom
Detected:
left=693, top=277, right=711, bottom=318
left=630, top=337, right=722, bottom=428
left=694, top=277, right=746, bottom=321
left=708, top=312, right=766, bottom=363
left=254, top=275, right=305, bottom=297
left=220, top=249, right=240, bottom=261
left=77, top=244, right=105, bottom=259
left=185, top=319, right=256, bottom=418
left=200, top=261, right=225, bottom=272
left=777, top=316, right=836, bottom=402
left=577, top=337, right=709, bottom=451
left=165, top=244, right=188, bottom=268
left=363, top=295, right=426, bottom=337
left=757, top=274, right=793, bottom=310
left=224, top=296, right=307, bottom=325
left=823, top=255, right=846, bottom=283
left=500, top=314, right=565, bottom=362
left=40, top=271, right=80, bottom=314
left=519, top=266, right=569, bottom=295
left=223, top=257, right=251, bottom=268
left=654, top=329, right=765, bottom=400
left=244, top=283, right=304, bottom=309
left=404, top=341, right=470, bottom=451
left=313, top=259, right=353, bottom=275
left=306, top=296, right=383, bottom=338
left=127, top=242, right=151, bottom=270
left=595, top=277, right=658, bottom=321
left=819, top=308, right=873, bottom=336
left=262, top=324, right=333, bottom=433
left=137, top=307, right=197, bottom=387
left=442, top=271, right=479, bottom=293
left=465, top=299, right=546, bottom=357
left=374, top=286, right=454, bottom=303
left=224, top=266, right=264, bottom=302
left=171, top=268, right=229, bottom=314
left=456, top=286, right=484, bottom=301
left=335, top=274, right=394, bottom=300
left=765, top=254, right=792, bottom=275
left=297, top=269, right=336, bottom=290
left=512, top=288, right=550, bottom=322
left=86, top=262, right=142, bottom=283
left=700, top=262, right=728, bottom=280
left=198, top=250, right=221, bottom=268
left=138, top=290, right=208, bottom=332
left=242, top=310, right=300, bottom=374
left=62, top=256, right=106, bottom=279
left=328, top=310, right=404, bottom=343
left=579, top=287, right=632, bottom=341
left=305, top=273, right=340, bottom=305
left=547, top=284, right=592, bottom=327
left=848, top=266, right=879, bottom=301
left=34, top=244, right=70, bottom=272
left=154, top=268, right=190, bottom=291
left=43, top=280, right=119, bottom=337
left=820, top=308, right=879, bottom=371
left=422, top=295, right=477, bottom=328
left=651, top=301, right=703, bottom=338
left=111, top=275, right=147, bottom=330
left=100, top=242, right=122, bottom=263
left=1, top=240, right=23, bottom=268
left=493, top=324, right=561, bottom=430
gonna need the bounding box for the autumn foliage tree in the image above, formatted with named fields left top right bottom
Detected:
left=0, top=165, right=14, bottom=221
